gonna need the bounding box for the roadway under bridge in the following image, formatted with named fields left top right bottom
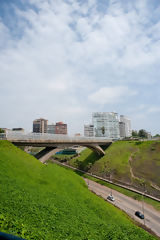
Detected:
left=2, top=133, right=113, bottom=163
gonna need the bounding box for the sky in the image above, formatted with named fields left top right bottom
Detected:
left=0, top=0, right=160, bottom=135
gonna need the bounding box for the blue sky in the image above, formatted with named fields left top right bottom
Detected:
left=0, top=0, right=160, bottom=135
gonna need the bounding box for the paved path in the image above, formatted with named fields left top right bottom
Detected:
left=84, top=179, right=160, bottom=238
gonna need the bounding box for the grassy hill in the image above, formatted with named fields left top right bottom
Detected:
left=0, top=140, right=157, bottom=239
left=66, top=141, right=160, bottom=199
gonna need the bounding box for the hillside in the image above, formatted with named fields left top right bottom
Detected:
left=67, top=141, right=160, bottom=198
left=0, top=140, right=157, bottom=239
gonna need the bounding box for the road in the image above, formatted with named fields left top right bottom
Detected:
left=84, top=178, right=160, bottom=238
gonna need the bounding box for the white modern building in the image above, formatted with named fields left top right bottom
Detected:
left=84, top=124, right=94, bottom=137
left=120, top=115, right=132, bottom=137
left=119, top=122, right=126, bottom=139
left=92, top=112, right=120, bottom=139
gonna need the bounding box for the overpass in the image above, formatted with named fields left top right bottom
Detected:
left=1, top=133, right=113, bottom=163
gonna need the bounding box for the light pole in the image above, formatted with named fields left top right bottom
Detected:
left=141, top=183, right=146, bottom=225
left=109, top=170, right=112, bottom=196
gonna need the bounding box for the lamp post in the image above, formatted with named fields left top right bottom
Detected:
left=109, top=170, right=113, bottom=196
left=141, top=182, right=146, bottom=225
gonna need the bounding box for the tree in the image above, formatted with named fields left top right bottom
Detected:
left=154, top=134, right=160, bottom=137
left=0, top=128, right=5, bottom=133
left=138, top=129, right=148, bottom=138
left=101, top=126, right=105, bottom=137
left=132, top=130, right=138, bottom=137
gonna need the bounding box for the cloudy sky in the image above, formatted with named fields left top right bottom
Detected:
left=0, top=0, right=160, bottom=135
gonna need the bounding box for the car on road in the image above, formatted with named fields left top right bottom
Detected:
left=135, top=211, right=144, bottom=219
left=107, top=194, right=115, bottom=202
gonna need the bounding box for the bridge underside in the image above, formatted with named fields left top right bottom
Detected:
left=13, top=142, right=112, bottom=163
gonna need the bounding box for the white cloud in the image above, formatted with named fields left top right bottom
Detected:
left=147, top=107, right=160, bottom=113
left=88, top=86, right=137, bottom=104
left=0, top=0, right=160, bottom=134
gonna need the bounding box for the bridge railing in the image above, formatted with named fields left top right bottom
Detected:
left=0, top=133, right=7, bottom=140
left=0, top=132, right=113, bottom=142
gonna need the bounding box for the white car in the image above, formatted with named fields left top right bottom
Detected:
left=107, top=194, right=115, bottom=202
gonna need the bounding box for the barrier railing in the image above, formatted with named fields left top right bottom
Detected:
left=0, top=132, right=113, bottom=142
left=0, top=133, right=7, bottom=140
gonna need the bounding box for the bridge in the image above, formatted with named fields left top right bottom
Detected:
left=0, top=133, right=113, bottom=163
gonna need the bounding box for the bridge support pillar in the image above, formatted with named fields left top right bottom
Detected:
left=35, top=147, right=62, bottom=163
left=85, top=144, right=106, bottom=156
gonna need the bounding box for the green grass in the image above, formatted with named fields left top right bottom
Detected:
left=81, top=174, right=160, bottom=211
left=66, top=141, right=160, bottom=210
left=68, top=142, right=135, bottom=182
left=55, top=163, right=160, bottom=212
left=53, top=154, right=75, bottom=161
left=69, top=149, right=101, bottom=171
left=131, top=141, right=160, bottom=185
left=0, top=140, right=158, bottom=239
left=68, top=141, right=160, bottom=190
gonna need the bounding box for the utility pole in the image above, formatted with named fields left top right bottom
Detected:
left=142, top=183, right=146, bottom=225
left=110, top=170, right=112, bottom=196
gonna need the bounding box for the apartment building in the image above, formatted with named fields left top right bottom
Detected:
left=55, top=122, right=67, bottom=135
left=33, top=118, right=48, bottom=133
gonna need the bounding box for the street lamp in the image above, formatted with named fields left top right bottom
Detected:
left=141, top=182, right=146, bottom=225
left=109, top=170, right=113, bottom=196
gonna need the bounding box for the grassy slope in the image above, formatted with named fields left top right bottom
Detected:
left=0, top=141, right=156, bottom=240
left=131, top=141, right=160, bottom=185
left=69, top=141, right=160, bottom=186
left=67, top=141, right=160, bottom=210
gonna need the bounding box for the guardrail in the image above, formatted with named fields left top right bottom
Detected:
left=0, top=133, right=7, bottom=140
left=0, top=132, right=113, bottom=142
left=53, top=160, right=160, bottom=202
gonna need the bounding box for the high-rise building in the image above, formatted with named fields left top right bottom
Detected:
left=47, top=124, right=56, bottom=134
left=120, top=115, right=132, bottom=137
left=55, top=122, right=67, bottom=135
left=119, top=122, right=126, bottom=138
left=84, top=124, right=94, bottom=137
left=33, top=118, right=48, bottom=133
left=92, top=112, right=120, bottom=139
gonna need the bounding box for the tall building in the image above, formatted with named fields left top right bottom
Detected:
left=92, top=112, right=120, bottom=139
left=119, top=122, right=126, bottom=138
left=120, top=115, right=132, bottom=137
left=84, top=124, right=94, bottom=137
left=47, top=124, right=56, bottom=134
left=33, top=118, right=48, bottom=133
left=55, top=122, right=67, bottom=135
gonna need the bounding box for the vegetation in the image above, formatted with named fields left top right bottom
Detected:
left=101, top=126, right=105, bottom=136
left=52, top=154, right=76, bottom=162
left=138, top=129, right=148, bottom=138
left=0, top=140, right=157, bottom=239
left=153, top=134, right=160, bottom=138
left=59, top=160, right=160, bottom=211
left=132, top=129, right=148, bottom=138
left=66, top=141, right=160, bottom=206
left=0, top=128, right=5, bottom=133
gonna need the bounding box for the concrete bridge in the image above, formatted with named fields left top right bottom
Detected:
left=1, top=133, right=112, bottom=163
